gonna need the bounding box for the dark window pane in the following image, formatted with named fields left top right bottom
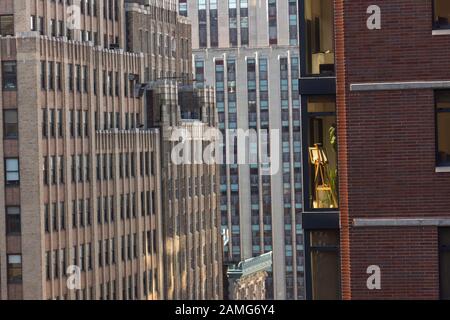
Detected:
left=4, top=109, right=18, bottom=138
left=0, top=15, right=14, bottom=36
left=2, top=61, right=17, bottom=90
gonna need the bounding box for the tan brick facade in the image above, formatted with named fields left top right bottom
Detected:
left=0, top=0, right=222, bottom=300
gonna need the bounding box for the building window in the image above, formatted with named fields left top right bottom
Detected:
left=198, top=0, right=207, bottom=48
left=288, top=0, right=298, bottom=45
left=304, top=0, right=335, bottom=76
left=268, top=0, right=278, bottom=45
left=179, top=0, right=187, bottom=16
left=210, top=0, right=218, bottom=47
left=240, top=0, right=249, bottom=46
left=4, top=109, right=18, bottom=139
left=7, top=254, right=22, bottom=284
left=304, top=96, right=338, bottom=210
left=2, top=61, right=17, bottom=90
left=5, top=158, right=19, bottom=185
left=0, top=15, right=14, bottom=36
left=6, top=206, right=21, bottom=235
left=436, top=91, right=450, bottom=167
left=440, top=228, right=450, bottom=299
left=229, top=0, right=238, bottom=47
left=434, top=0, right=450, bottom=29
left=308, top=230, right=340, bottom=300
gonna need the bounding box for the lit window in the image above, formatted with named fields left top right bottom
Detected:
left=304, top=0, right=335, bottom=75
left=434, top=0, right=450, bottom=29
left=305, top=96, right=338, bottom=209
left=436, top=91, right=450, bottom=167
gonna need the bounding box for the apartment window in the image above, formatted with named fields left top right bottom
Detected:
left=2, top=61, right=17, bottom=90
left=60, top=202, right=66, bottom=230
left=304, top=0, right=335, bottom=76
left=50, top=19, right=56, bottom=37
left=30, top=15, right=37, bottom=31
left=440, top=228, right=450, bottom=299
left=436, top=91, right=450, bottom=167
left=179, top=0, right=187, bottom=16
left=57, top=110, right=63, bottom=137
left=76, top=65, right=81, bottom=92
left=56, top=62, right=62, bottom=91
left=268, top=0, right=278, bottom=45
left=39, top=17, right=44, bottom=35
left=198, top=0, right=207, bottom=48
left=83, top=66, right=89, bottom=93
left=7, top=255, right=22, bottom=283
left=434, top=0, right=450, bottom=29
left=6, top=207, right=21, bottom=235
left=5, top=158, right=19, bottom=185
left=240, top=0, right=249, bottom=46
left=288, top=0, right=298, bottom=45
left=210, top=0, right=218, bottom=47
left=308, top=230, right=340, bottom=300
left=40, top=61, right=46, bottom=90
left=68, top=64, right=73, bottom=91
left=0, top=15, right=14, bottom=36
left=304, top=96, right=338, bottom=210
left=4, top=110, right=18, bottom=139
left=228, top=0, right=238, bottom=47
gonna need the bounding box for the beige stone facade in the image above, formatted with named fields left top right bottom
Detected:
left=0, top=0, right=222, bottom=300
left=125, top=0, right=192, bottom=83
left=145, top=81, right=223, bottom=300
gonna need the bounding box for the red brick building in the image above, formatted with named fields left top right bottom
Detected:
left=300, top=0, right=450, bottom=300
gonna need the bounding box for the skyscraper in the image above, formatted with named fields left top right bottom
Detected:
left=182, top=0, right=303, bottom=300
left=0, top=0, right=222, bottom=300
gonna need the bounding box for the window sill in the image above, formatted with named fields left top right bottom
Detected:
left=432, top=29, right=450, bottom=36
left=436, top=166, right=450, bottom=173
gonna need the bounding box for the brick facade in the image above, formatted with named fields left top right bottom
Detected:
left=335, top=0, right=450, bottom=299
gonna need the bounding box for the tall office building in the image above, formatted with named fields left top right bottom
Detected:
left=182, top=0, right=303, bottom=299
left=0, top=0, right=222, bottom=300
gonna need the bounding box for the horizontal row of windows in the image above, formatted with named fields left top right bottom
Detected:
left=40, top=62, right=139, bottom=97
left=42, top=109, right=142, bottom=140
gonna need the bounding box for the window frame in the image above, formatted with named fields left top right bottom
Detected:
left=435, top=90, right=450, bottom=168
left=5, top=206, right=21, bottom=235
left=5, top=157, right=20, bottom=186
left=433, top=0, right=450, bottom=30
left=301, top=95, right=339, bottom=212
left=0, top=15, right=14, bottom=36
left=7, top=254, right=22, bottom=284
left=3, top=109, right=18, bottom=139
left=439, top=228, right=450, bottom=299
left=2, top=61, right=17, bottom=91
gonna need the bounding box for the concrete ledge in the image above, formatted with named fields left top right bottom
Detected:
left=353, top=218, right=450, bottom=227
left=350, top=81, right=450, bottom=92
left=436, top=167, right=450, bottom=173
left=432, top=29, right=450, bottom=36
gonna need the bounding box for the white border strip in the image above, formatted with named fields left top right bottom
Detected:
left=353, top=218, right=450, bottom=227
left=350, top=81, right=450, bottom=92
left=432, top=30, right=450, bottom=36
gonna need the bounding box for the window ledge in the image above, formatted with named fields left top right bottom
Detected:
left=436, top=166, right=450, bottom=173
left=432, top=29, right=450, bottom=36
